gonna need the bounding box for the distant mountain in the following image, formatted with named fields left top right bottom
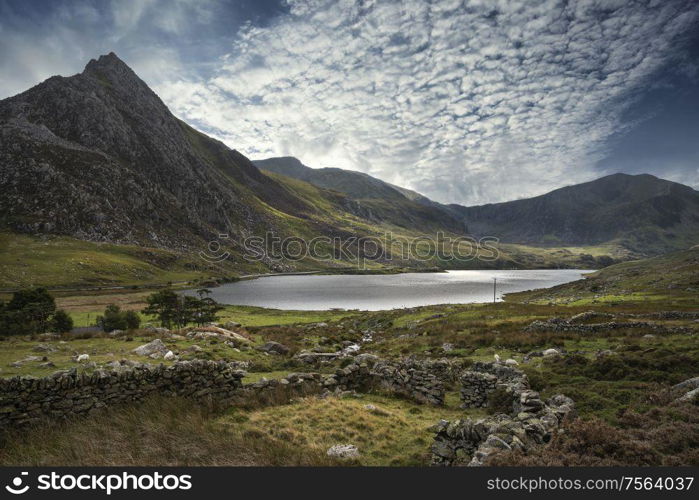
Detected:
left=2, top=52, right=695, bottom=287
left=255, top=156, right=465, bottom=233
left=258, top=157, right=699, bottom=257
left=449, top=173, right=699, bottom=255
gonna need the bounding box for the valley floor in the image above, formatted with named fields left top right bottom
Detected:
left=1, top=248, right=697, bottom=466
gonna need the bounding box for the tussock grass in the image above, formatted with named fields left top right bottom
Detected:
left=0, top=397, right=336, bottom=466
left=220, top=394, right=482, bottom=466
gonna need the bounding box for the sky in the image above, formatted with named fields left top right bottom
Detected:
left=1, top=0, right=698, bottom=205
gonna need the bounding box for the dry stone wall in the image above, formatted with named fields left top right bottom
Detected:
left=326, top=356, right=445, bottom=405
left=0, top=360, right=245, bottom=427
left=433, top=360, right=575, bottom=466
left=459, top=361, right=529, bottom=408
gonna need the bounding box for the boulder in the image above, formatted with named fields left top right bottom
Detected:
left=326, top=444, right=359, bottom=459
left=186, top=326, right=251, bottom=345
left=673, top=377, right=699, bottom=391
left=257, top=341, right=290, bottom=355
left=294, top=351, right=340, bottom=364
left=678, top=387, right=699, bottom=402
left=33, top=343, right=57, bottom=353
left=132, top=339, right=169, bottom=358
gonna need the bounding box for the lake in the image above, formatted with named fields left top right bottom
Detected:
left=184, top=269, right=592, bottom=311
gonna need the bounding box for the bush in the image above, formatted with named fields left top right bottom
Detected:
left=51, top=309, right=74, bottom=333
left=124, top=310, right=141, bottom=330
left=97, top=305, right=142, bottom=332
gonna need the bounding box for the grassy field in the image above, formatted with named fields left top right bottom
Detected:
left=0, top=233, right=236, bottom=289
left=0, top=248, right=697, bottom=465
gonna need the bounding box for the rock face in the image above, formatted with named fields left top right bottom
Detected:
left=0, top=360, right=245, bottom=427
left=449, top=172, right=699, bottom=255
left=0, top=52, right=468, bottom=257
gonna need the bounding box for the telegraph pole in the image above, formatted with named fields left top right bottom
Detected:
left=493, top=277, right=497, bottom=303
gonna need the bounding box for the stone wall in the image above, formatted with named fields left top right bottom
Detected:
left=459, top=371, right=498, bottom=408
left=431, top=392, right=575, bottom=466
left=459, top=361, right=529, bottom=408
left=326, top=356, right=445, bottom=405
left=0, top=360, right=245, bottom=427
left=432, top=360, right=575, bottom=466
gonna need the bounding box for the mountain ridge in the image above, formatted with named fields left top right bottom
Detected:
left=257, top=156, right=699, bottom=256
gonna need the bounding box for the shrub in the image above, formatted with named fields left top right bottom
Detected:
left=51, top=309, right=74, bottom=333
left=124, top=310, right=141, bottom=330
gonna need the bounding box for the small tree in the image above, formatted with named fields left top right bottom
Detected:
left=52, top=309, right=74, bottom=333
left=0, top=287, right=57, bottom=335
left=142, top=289, right=180, bottom=329
left=97, top=304, right=128, bottom=332
left=124, top=310, right=141, bottom=330
left=142, top=289, right=222, bottom=328
left=7, top=287, right=56, bottom=333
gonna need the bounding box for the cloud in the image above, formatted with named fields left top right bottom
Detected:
left=155, top=0, right=699, bottom=204
left=1, top=0, right=697, bottom=204
left=0, top=0, right=276, bottom=97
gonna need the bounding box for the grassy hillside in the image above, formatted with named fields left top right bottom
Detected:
left=509, top=246, right=699, bottom=305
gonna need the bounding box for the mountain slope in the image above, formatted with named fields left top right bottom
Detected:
left=0, top=53, right=323, bottom=249
left=254, top=156, right=464, bottom=232
left=0, top=54, right=472, bottom=260
left=449, top=173, right=699, bottom=255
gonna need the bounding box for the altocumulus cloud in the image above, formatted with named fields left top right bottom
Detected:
left=1, top=0, right=697, bottom=204
left=155, top=0, right=699, bottom=205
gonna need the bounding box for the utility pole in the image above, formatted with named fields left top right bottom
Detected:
left=493, top=277, right=497, bottom=303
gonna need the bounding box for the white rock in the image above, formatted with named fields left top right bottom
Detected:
left=678, top=387, right=699, bottom=402
left=542, top=348, right=560, bottom=356
left=163, top=351, right=175, bottom=361
left=327, top=444, right=359, bottom=459
left=132, top=339, right=169, bottom=357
